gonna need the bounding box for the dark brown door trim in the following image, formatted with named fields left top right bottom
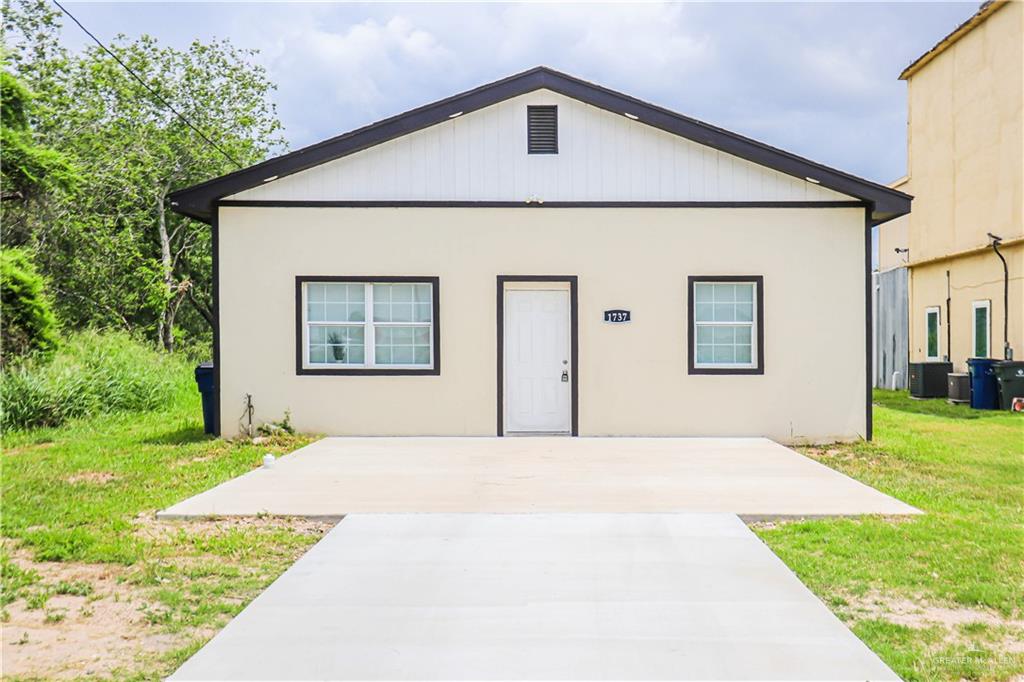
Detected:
left=496, top=276, right=579, bottom=436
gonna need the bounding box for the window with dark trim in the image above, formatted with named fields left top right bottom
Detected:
left=527, top=105, right=558, bottom=154
left=688, top=276, right=764, bottom=375
left=296, top=276, right=440, bottom=376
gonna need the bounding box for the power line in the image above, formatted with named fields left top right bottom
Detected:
left=51, top=0, right=244, bottom=169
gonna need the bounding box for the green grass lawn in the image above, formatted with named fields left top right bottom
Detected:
left=1, top=389, right=324, bottom=679
left=757, top=390, right=1023, bottom=681
left=2, top=385, right=1021, bottom=680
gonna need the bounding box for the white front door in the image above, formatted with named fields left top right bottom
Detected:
left=504, top=289, right=572, bottom=434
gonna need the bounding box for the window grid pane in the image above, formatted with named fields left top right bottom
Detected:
left=308, top=283, right=365, bottom=323
left=373, top=283, right=432, bottom=324
left=695, top=282, right=755, bottom=323
left=374, top=325, right=431, bottom=366
left=308, top=325, right=364, bottom=365
left=695, top=322, right=754, bottom=367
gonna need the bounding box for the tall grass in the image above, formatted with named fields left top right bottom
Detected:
left=1, top=331, right=194, bottom=432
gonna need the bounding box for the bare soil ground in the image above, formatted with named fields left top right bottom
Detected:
left=2, top=549, right=170, bottom=680
left=845, top=590, right=1024, bottom=654
left=2, top=517, right=334, bottom=680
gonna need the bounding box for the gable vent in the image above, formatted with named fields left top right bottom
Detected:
left=527, top=105, right=558, bottom=154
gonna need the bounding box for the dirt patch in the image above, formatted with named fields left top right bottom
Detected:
left=132, top=512, right=336, bottom=543
left=171, top=453, right=220, bottom=468
left=2, top=440, right=56, bottom=456
left=3, top=593, right=181, bottom=679
left=845, top=590, right=1024, bottom=654
left=853, top=592, right=1021, bottom=629
left=1, top=552, right=182, bottom=680
left=65, top=471, right=118, bottom=485
left=749, top=515, right=916, bottom=532
left=799, top=446, right=889, bottom=468
left=2, top=517, right=333, bottom=679
left=4, top=546, right=123, bottom=587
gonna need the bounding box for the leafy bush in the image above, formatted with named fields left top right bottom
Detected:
left=0, top=331, right=192, bottom=431
left=1, top=248, right=59, bottom=365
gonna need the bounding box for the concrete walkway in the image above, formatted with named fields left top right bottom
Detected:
left=159, top=437, right=918, bottom=519
left=170, top=513, right=898, bottom=681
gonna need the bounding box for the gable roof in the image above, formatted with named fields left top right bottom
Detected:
left=169, top=66, right=911, bottom=225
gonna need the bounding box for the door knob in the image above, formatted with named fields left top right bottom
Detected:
left=561, top=370, right=569, bottom=382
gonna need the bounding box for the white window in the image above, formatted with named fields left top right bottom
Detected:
left=925, top=306, right=941, bottom=361
left=972, top=300, right=991, bottom=358
left=301, top=280, right=435, bottom=371
left=692, top=280, right=759, bottom=371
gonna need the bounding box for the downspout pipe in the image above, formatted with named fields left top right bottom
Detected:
left=946, top=270, right=951, bottom=362
left=988, top=233, right=1012, bottom=360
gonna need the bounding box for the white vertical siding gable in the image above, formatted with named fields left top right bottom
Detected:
left=229, top=90, right=852, bottom=202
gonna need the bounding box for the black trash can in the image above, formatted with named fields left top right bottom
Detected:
left=194, top=362, right=215, bottom=435
left=993, top=361, right=1024, bottom=411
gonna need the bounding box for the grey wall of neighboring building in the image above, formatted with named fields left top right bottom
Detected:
left=875, top=267, right=909, bottom=389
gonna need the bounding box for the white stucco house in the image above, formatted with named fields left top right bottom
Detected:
left=170, top=67, right=911, bottom=443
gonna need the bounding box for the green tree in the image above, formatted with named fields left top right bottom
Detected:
left=0, top=70, right=78, bottom=204
left=3, top=0, right=285, bottom=353
left=0, top=248, right=59, bottom=365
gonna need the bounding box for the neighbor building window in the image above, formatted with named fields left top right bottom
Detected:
left=925, top=306, right=941, bottom=360
left=297, top=277, right=439, bottom=375
left=972, top=300, right=990, bottom=358
left=688, top=276, right=763, bottom=374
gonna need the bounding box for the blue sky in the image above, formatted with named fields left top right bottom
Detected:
left=59, top=2, right=975, bottom=185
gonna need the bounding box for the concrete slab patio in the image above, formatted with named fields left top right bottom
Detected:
left=170, top=513, right=898, bottom=681
left=159, top=437, right=918, bottom=519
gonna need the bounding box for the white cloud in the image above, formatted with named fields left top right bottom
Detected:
left=56, top=1, right=979, bottom=182
left=243, top=8, right=456, bottom=145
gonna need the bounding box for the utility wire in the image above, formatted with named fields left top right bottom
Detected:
left=52, top=0, right=244, bottom=169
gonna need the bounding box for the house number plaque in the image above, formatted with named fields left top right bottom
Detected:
left=603, top=310, right=631, bottom=323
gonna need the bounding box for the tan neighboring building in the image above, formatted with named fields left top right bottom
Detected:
left=880, top=1, right=1023, bottom=370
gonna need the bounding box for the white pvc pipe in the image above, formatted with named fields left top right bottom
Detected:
left=891, top=371, right=901, bottom=391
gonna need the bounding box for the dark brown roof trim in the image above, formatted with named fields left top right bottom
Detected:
left=219, top=199, right=867, bottom=209
left=170, top=66, right=911, bottom=225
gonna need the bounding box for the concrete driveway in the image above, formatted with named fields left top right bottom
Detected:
left=159, top=437, right=918, bottom=519
left=171, top=513, right=898, bottom=681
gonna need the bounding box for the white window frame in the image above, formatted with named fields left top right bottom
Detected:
left=925, top=306, right=941, bottom=361
left=692, top=280, right=759, bottom=371
left=972, top=300, right=991, bottom=358
left=300, top=280, right=435, bottom=372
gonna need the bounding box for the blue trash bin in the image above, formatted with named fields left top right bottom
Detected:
left=194, top=362, right=216, bottom=434
left=967, top=358, right=1000, bottom=410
